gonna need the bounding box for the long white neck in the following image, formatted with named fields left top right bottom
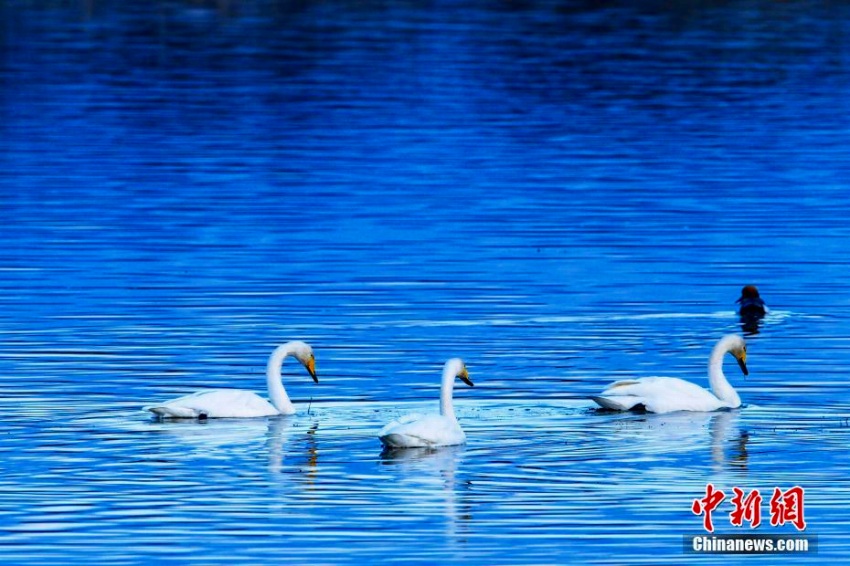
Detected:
left=267, top=344, right=296, bottom=415
left=708, top=338, right=741, bottom=407
left=439, top=363, right=458, bottom=421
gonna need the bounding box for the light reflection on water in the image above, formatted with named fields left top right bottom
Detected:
left=3, top=0, right=850, bottom=562
left=1, top=398, right=848, bottom=563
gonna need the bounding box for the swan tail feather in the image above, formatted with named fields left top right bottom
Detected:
left=380, top=433, right=421, bottom=448
left=145, top=405, right=198, bottom=418
left=590, top=395, right=642, bottom=411
left=379, top=432, right=442, bottom=448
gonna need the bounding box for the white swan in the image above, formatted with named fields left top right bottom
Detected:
left=379, top=358, right=473, bottom=448
left=591, top=334, right=748, bottom=414
left=145, top=341, right=317, bottom=418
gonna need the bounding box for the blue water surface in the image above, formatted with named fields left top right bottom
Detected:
left=1, top=0, right=850, bottom=563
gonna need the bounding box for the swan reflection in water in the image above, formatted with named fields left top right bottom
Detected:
left=605, top=410, right=748, bottom=472
left=148, top=416, right=319, bottom=475
left=709, top=411, right=748, bottom=471
left=380, top=445, right=471, bottom=542
left=267, top=418, right=319, bottom=476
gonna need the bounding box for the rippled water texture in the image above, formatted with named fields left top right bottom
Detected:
left=2, top=0, right=850, bottom=563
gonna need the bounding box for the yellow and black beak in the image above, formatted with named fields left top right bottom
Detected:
left=736, top=350, right=749, bottom=377
left=306, top=356, right=318, bottom=383
left=458, top=366, right=473, bottom=387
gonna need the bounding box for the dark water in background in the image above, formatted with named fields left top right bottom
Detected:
left=1, top=0, right=850, bottom=563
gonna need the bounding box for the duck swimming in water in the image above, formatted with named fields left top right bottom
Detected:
left=737, top=285, right=766, bottom=317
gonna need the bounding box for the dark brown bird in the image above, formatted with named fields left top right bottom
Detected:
left=736, top=285, right=766, bottom=317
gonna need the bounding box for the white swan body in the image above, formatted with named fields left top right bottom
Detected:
left=145, top=341, right=317, bottom=418
left=591, top=335, right=748, bottom=414
left=379, top=358, right=473, bottom=448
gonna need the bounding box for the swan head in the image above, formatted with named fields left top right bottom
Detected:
left=287, top=341, right=318, bottom=383
left=445, top=358, right=473, bottom=387
left=721, top=334, right=748, bottom=376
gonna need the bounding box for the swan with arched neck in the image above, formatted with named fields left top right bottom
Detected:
left=591, top=335, right=748, bottom=413
left=145, top=341, right=317, bottom=418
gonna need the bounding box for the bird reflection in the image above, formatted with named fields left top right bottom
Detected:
left=267, top=419, right=319, bottom=480
left=737, top=285, right=766, bottom=336
left=740, top=316, right=763, bottom=336
left=150, top=416, right=273, bottom=452
left=379, top=445, right=471, bottom=542
left=380, top=444, right=464, bottom=464
left=709, top=410, right=748, bottom=471
left=147, top=416, right=320, bottom=478
left=608, top=410, right=748, bottom=472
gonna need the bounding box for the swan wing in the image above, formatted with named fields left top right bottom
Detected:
left=146, top=389, right=279, bottom=418
left=378, top=412, right=425, bottom=436
left=593, top=377, right=724, bottom=413
left=379, top=413, right=465, bottom=448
